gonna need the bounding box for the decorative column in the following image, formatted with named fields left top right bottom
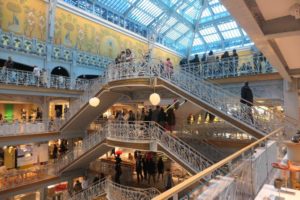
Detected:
left=45, top=0, right=57, bottom=66
left=283, top=80, right=299, bottom=121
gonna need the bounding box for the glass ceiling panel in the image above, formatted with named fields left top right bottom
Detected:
left=209, top=0, right=219, bottom=5
left=218, top=21, right=238, bottom=31
left=201, top=8, right=212, bottom=17
left=95, top=0, right=131, bottom=13
left=193, top=36, right=203, bottom=46
left=165, top=30, right=182, bottom=40
left=222, top=29, right=241, bottom=39
left=211, top=4, right=227, bottom=14
left=174, top=23, right=189, bottom=33
left=200, top=26, right=217, bottom=35
left=63, top=0, right=252, bottom=54
left=130, top=9, right=155, bottom=25
left=203, top=34, right=221, bottom=43
left=178, top=37, right=190, bottom=46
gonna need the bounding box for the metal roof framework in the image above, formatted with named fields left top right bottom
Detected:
left=63, top=0, right=252, bottom=55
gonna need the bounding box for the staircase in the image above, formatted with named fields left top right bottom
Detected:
left=59, top=121, right=224, bottom=176
left=176, top=134, right=227, bottom=162
left=68, top=178, right=160, bottom=200
left=106, top=60, right=288, bottom=139
left=61, top=59, right=290, bottom=139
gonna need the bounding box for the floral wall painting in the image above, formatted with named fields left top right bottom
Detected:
left=7, top=1, right=21, bottom=33
left=0, top=0, right=180, bottom=61
left=0, top=0, right=47, bottom=40
left=63, top=22, right=74, bottom=47
left=102, top=36, right=119, bottom=58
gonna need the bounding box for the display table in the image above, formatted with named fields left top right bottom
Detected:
left=284, top=141, right=300, bottom=163
left=255, top=184, right=300, bottom=200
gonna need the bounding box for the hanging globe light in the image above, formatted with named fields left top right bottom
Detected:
left=89, top=97, right=100, bottom=107
left=149, top=93, right=160, bottom=106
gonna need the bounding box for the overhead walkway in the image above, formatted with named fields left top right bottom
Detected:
left=67, top=178, right=160, bottom=200
left=59, top=121, right=219, bottom=175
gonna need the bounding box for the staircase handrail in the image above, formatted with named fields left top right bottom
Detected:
left=69, top=178, right=160, bottom=200
left=59, top=120, right=221, bottom=175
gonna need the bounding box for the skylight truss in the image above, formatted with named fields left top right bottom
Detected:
left=63, top=0, right=252, bottom=55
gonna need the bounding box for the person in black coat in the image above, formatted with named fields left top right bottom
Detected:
left=166, top=106, right=176, bottom=132
left=240, top=82, right=254, bottom=123
left=157, top=157, right=164, bottom=181
left=158, top=107, right=166, bottom=127
left=147, top=158, right=156, bottom=184
left=136, top=155, right=143, bottom=183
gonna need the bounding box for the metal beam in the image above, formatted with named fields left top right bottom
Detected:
left=150, top=0, right=195, bottom=29
left=207, top=5, right=225, bottom=43
left=186, top=0, right=208, bottom=57
left=123, top=0, right=142, bottom=17
left=162, top=21, right=181, bottom=36
left=175, top=30, right=191, bottom=43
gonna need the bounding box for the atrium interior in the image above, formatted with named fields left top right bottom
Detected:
left=0, top=0, right=300, bottom=199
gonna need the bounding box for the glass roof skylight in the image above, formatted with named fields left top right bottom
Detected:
left=63, top=0, right=252, bottom=54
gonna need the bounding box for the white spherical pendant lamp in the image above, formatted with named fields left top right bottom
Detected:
left=89, top=97, right=100, bottom=107
left=149, top=93, right=161, bottom=106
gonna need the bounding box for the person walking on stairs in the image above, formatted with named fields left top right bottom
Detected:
left=240, top=82, right=254, bottom=123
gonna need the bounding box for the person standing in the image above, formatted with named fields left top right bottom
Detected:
left=240, top=82, right=254, bottom=123
left=82, top=176, right=88, bottom=190
left=115, top=154, right=122, bottom=184
left=136, top=155, right=143, bottom=184
left=147, top=157, right=156, bottom=184
left=33, top=65, right=41, bottom=86
left=152, top=106, right=160, bottom=123
left=165, top=169, right=174, bottom=190
left=73, top=180, right=82, bottom=193
left=4, top=57, right=14, bottom=69
left=142, top=155, right=148, bottom=181
left=157, top=157, right=164, bottom=181
left=231, top=49, right=239, bottom=76
left=164, top=58, right=173, bottom=79
left=158, top=107, right=166, bottom=127
left=53, top=144, right=58, bottom=160
left=166, top=106, right=176, bottom=133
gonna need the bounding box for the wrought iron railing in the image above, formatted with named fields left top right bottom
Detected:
left=180, top=54, right=276, bottom=79
left=105, top=59, right=285, bottom=136
left=0, top=67, right=94, bottom=90
left=59, top=121, right=219, bottom=175
left=0, top=119, right=61, bottom=137
left=0, top=163, right=58, bottom=191
left=152, top=127, right=285, bottom=200
left=68, top=178, right=160, bottom=200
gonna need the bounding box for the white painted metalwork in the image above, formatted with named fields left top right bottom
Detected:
left=0, top=119, right=61, bottom=137
left=105, top=59, right=285, bottom=136
left=68, top=178, right=160, bottom=200
left=0, top=67, right=94, bottom=90
left=0, top=163, right=57, bottom=191
left=59, top=121, right=221, bottom=175
left=180, top=54, right=275, bottom=79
